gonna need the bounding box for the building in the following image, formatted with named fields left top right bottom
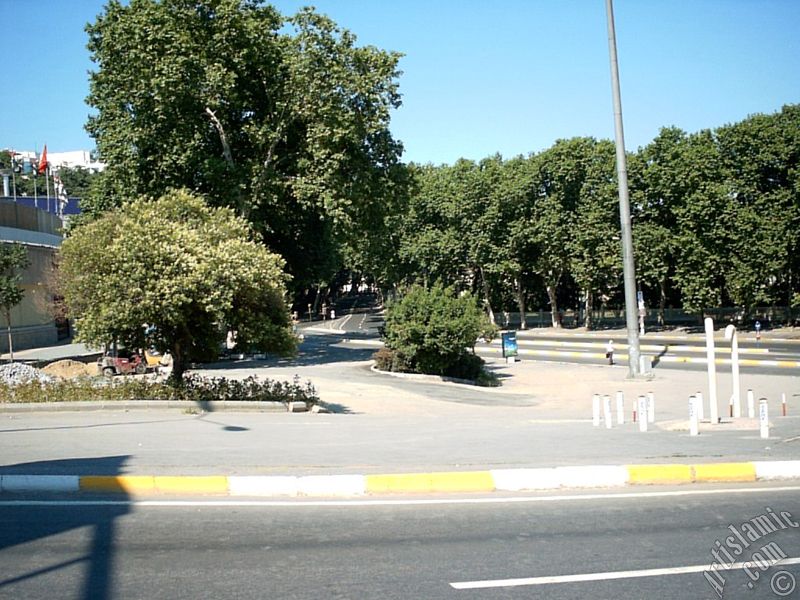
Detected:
left=0, top=197, right=69, bottom=351
left=46, top=150, right=105, bottom=173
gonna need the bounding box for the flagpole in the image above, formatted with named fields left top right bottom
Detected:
left=46, top=166, right=51, bottom=212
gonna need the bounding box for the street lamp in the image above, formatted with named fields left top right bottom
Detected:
left=605, top=0, right=641, bottom=378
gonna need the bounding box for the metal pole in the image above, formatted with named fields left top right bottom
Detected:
left=605, top=0, right=641, bottom=378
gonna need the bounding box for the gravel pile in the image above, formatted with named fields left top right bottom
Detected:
left=0, top=362, right=56, bottom=385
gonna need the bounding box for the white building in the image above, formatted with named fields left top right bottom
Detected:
left=45, top=150, right=105, bottom=172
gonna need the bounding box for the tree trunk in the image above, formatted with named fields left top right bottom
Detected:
left=5, top=309, right=13, bottom=362
left=659, top=279, right=667, bottom=327
left=547, top=284, right=560, bottom=328
left=584, top=289, right=593, bottom=330
left=514, top=276, right=527, bottom=330
left=168, top=341, right=185, bottom=386
left=479, top=267, right=495, bottom=325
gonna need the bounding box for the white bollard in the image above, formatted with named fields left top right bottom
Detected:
left=759, top=399, right=769, bottom=439
left=747, top=389, right=755, bottom=419
left=689, top=395, right=699, bottom=436
left=638, top=396, right=648, bottom=432
left=782, top=392, right=787, bottom=417
left=704, top=317, right=719, bottom=425
left=725, top=324, right=741, bottom=418
left=616, top=391, right=625, bottom=425
left=603, top=395, right=613, bottom=429
left=647, top=391, right=655, bottom=423
left=695, top=391, right=704, bottom=421
left=592, top=394, right=601, bottom=427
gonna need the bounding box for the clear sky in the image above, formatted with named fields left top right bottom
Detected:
left=2, top=0, right=798, bottom=165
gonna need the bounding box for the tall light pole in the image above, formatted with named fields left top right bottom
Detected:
left=605, top=0, right=641, bottom=378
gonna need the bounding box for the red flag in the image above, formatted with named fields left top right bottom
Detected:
left=38, top=145, right=48, bottom=175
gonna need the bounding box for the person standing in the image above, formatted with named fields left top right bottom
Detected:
left=605, top=339, right=615, bottom=365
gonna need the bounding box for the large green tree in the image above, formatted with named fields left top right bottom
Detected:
left=84, top=0, right=405, bottom=294
left=59, top=190, right=295, bottom=381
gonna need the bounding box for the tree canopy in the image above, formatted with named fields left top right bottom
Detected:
left=84, top=0, right=406, bottom=294
left=59, top=189, right=295, bottom=380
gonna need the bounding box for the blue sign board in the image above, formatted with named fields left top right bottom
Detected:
left=502, top=332, right=518, bottom=358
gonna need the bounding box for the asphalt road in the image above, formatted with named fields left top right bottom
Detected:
left=2, top=484, right=799, bottom=599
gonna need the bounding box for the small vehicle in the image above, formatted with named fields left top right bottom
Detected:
left=98, top=348, right=147, bottom=378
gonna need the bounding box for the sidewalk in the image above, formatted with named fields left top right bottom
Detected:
left=1, top=339, right=798, bottom=496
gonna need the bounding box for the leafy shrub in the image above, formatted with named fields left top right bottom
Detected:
left=381, top=284, right=496, bottom=379
left=372, top=347, right=413, bottom=373
left=0, top=374, right=318, bottom=406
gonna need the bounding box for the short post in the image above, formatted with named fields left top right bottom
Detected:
left=747, top=389, right=755, bottom=419
left=704, top=317, right=719, bottom=425
left=782, top=393, right=787, bottom=417
left=616, top=390, right=625, bottom=425
left=689, top=395, right=699, bottom=436
left=695, top=391, right=705, bottom=421
left=632, top=398, right=637, bottom=423
left=725, top=324, right=741, bottom=417
left=603, top=395, right=613, bottom=429
left=759, top=398, right=769, bottom=439
left=592, top=394, right=601, bottom=427
left=729, top=394, right=734, bottom=418
left=638, top=396, right=648, bottom=432
left=647, top=391, right=655, bottom=423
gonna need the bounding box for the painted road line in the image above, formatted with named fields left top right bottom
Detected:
left=5, top=486, right=800, bottom=508
left=449, top=557, right=800, bottom=590
left=492, top=339, right=773, bottom=355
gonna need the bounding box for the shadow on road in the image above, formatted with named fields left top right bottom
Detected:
left=0, top=456, right=131, bottom=600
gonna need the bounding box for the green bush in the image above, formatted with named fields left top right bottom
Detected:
left=381, top=284, right=496, bottom=379
left=0, top=374, right=318, bottom=406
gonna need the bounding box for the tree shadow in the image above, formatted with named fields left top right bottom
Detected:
left=201, top=332, right=379, bottom=371
left=0, top=455, right=131, bottom=600
left=651, top=344, right=669, bottom=368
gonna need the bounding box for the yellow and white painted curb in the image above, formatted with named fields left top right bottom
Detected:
left=2, top=460, right=799, bottom=496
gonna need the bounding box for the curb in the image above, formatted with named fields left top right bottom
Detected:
left=2, top=461, right=799, bottom=497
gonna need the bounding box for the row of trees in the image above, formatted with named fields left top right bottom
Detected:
left=374, top=105, right=800, bottom=327
left=66, top=0, right=798, bottom=366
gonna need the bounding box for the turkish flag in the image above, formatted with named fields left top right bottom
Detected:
left=38, top=145, right=48, bottom=175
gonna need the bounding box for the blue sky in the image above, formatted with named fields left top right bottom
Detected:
left=1, top=0, right=798, bottom=165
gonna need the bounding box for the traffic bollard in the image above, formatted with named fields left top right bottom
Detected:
left=592, top=394, right=600, bottom=427
left=638, top=396, right=648, bottom=432
left=632, top=399, right=637, bottom=423
left=747, top=389, right=755, bottom=419
left=689, top=395, right=699, bottom=436
left=604, top=395, right=613, bottom=429
left=616, top=391, right=625, bottom=425
left=782, top=393, right=787, bottom=417
left=759, top=399, right=769, bottom=439
left=696, top=391, right=704, bottom=421
left=647, top=391, right=655, bottom=424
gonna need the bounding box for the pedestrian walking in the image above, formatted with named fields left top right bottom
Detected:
left=330, top=308, right=336, bottom=320
left=605, top=339, right=615, bottom=365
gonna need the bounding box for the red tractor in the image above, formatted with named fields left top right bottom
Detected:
left=98, top=347, right=147, bottom=378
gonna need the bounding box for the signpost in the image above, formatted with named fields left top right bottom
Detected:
left=501, top=331, right=518, bottom=363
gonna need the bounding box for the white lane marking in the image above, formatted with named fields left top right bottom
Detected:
left=450, top=557, right=800, bottom=589
left=2, top=485, right=799, bottom=508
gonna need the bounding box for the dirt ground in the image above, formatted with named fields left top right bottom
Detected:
left=41, top=359, right=97, bottom=379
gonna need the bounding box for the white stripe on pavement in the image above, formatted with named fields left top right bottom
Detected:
left=450, top=557, right=800, bottom=590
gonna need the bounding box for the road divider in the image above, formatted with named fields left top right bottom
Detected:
left=2, top=460, right=799, bottom=497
